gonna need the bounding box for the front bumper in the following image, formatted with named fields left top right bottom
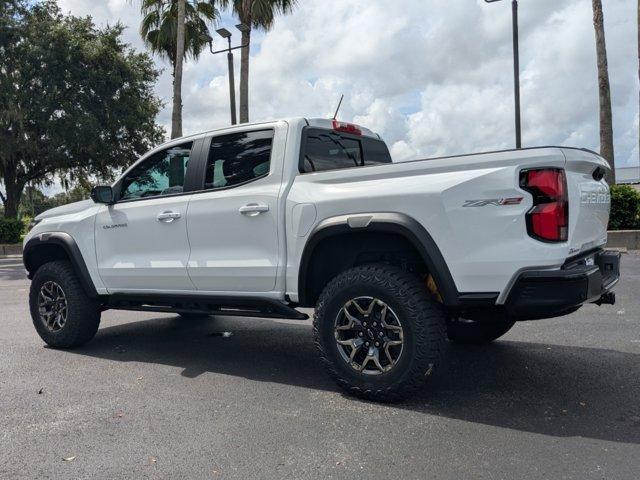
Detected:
left=505, top=250, right=621, bottom=320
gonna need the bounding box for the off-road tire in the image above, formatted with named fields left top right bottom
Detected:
left=446, top=318, right=516, bottom=345
left=313, top=264, right=447, bottom=402
left=29, top=261, right=101, bottom=349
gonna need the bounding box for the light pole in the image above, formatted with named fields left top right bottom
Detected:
left=210, top=24, right=249, bottom=126
left=485, top=0, right=521, bottom=149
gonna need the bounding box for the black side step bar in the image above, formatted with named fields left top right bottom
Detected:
left=105, top=294, right=309, bottom=320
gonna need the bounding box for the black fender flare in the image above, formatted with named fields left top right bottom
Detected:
left=23, top=232, right=99, bottom=298
left=297, top=212, right=460, bottom=307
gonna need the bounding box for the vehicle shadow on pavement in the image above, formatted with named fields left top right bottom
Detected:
left=73, top=314, right=640, bottom=446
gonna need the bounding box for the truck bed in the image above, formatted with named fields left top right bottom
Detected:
left=286, top=145, right=611, bottom=302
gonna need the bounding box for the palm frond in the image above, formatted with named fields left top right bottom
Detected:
left=194, top=1, right=218, bottom=20
left=232, top=0, right=298, bottom=31
left=137, top=0, right=221, bottom=64
left=140, top=10, right=160, bottom=37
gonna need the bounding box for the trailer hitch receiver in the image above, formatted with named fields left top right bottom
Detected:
left=595, top=291, right=615, bottom=306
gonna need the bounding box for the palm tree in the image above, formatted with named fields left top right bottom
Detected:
left=221, top=0, right=297, bottom=123
left=140, top=0, right=220, bottom=138
left=173, top=0, right=186, bottom=139
left=592, top=0, right=615, bottom=184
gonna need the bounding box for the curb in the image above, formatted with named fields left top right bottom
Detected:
left=0, top=244, right=22, bottom=256
left=607, top=230, right=640, bottom=251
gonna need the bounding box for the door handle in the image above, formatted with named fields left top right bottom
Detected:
left=239, top=203, right=269, bottom=217
left=157, top=211, right=181, bottom=223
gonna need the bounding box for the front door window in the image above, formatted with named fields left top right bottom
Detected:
left=120, top=142, right=192, bottom=200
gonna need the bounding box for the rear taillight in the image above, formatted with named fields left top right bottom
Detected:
left=520, top=168, right=568, bottom=242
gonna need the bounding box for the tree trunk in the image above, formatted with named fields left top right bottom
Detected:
left=239, top=27, right=251, bottom=124
left=592, top=0, right=616, bottom=184
left=171, top=0, right=186, bottom=139
left=2, top=167, right=23, bottom=219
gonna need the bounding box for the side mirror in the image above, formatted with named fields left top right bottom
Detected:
left=90, top=186, right=114, bottom=204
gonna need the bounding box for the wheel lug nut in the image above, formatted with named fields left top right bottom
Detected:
left=359, top=332, right=363, bottom=337
left=378, top=332, right=383, bottom=337
left=365, top=342, right=370, bottom=346
left=375, top=342, right=380, bottom=347
left=363, top=322, right=367, bottom=326
left=372, top=322, right=377, bottom=327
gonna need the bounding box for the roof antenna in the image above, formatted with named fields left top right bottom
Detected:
left=333, top=94, right=344, bottom=120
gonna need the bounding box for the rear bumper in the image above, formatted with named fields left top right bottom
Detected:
left=505, top=250, right=621, bottom=320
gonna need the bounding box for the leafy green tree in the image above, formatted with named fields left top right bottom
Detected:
left=139, top=0, right=221, bottom=138
left=20, top=184, right=93, bottom=218
left=0, top=1, right=164, bottom=219
left=222, top=0, right=297, bottom=123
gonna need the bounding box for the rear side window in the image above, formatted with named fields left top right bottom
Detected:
left=204, top=130, right=273, bottom=190
left=301, top=129, right=391, bottom=173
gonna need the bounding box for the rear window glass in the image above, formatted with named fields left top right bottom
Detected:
left=301, top=129, right=391, bottom=173
left=363, top=137, right=393, bottom=166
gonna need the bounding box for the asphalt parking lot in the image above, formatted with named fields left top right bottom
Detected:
left=1, top=254, right=639, bottom=479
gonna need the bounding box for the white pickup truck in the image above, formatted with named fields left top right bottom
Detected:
left=23, top=117, right=620, bottom=401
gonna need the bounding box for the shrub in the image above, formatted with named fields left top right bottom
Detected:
left=21, top=215, right=33, bottom=236
left=609, top=185, right=640, bottom=230
left=0, top=218, right=23, bottom=244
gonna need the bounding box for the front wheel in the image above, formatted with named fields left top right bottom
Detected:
left=314, top=264, right=446, bottom=402
left=446, top=318, right=515, bottom=345
left=29, top=261, right=101, bottom=349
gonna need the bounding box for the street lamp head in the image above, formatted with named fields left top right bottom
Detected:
left=216, top=28, right=232, bottom=39
left=235, top=23, right=250, bottom=33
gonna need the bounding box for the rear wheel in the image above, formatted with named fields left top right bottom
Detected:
left=446, top=317, right=515, bottom=345
left=314, top=264, right=446, bottom=402
left=29, top=261, right=101, bottom=349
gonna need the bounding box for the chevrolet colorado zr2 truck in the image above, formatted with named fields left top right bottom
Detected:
left=23, top=118, right=621, bottom=401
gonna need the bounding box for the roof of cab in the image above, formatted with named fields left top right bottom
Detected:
left=150, top=117, right=380, bottom=154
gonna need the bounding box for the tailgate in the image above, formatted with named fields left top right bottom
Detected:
left=563, top=148, right=611, bottom=255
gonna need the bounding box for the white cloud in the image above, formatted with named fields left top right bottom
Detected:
left=56, top=0, right=639, bottom=168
